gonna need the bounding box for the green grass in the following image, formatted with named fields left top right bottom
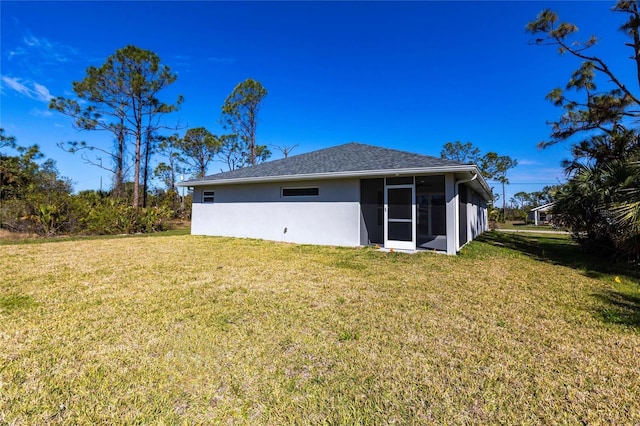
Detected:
left=0, top=226, right=191, bottom=246
left=1, top=232, right=639, bottom=424
left=494, top=220, right=561, bottom=231
left=0, top=294, right=36, bottom=314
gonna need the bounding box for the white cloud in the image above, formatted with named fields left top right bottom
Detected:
left=517, top=159, right=541, bottom=166
left=5, top=31, right=80, bottom=73
left=23, top=35, right=39, bottom=47
left=30, top=108, right=53, bottom=117
left=1, top=76, right=32, bottom=97
left=33, top=82, right=53, bottom=102
left=22, top=33, right=76, bottom=62
left=7, top=47, right=27, bottom=60
left=1, top=75, right=53, bottom=103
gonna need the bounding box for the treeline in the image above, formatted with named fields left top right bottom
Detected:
left=440, top=140, right=518, bottom=222
left=528, top=3, right=640, bottom=263
left=1, top=129, right=181, bottom=235
left=2, top=44, right=275, bottom=236
left=49, top=45, right=271, bottom=211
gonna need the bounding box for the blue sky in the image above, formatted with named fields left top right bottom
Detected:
left=0, top=1, right=633, bottom=202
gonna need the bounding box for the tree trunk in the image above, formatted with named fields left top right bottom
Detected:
left=502, top=180, right=506, bottom=222
left=113, top=121, right=125, bottom=199
left=133, top=130, right=141, bottom=208
left=142, top=131, right=151, bottom=208
left=132, top=95, right=143, bottom=209
left=249, top=130, right=256, bottom=166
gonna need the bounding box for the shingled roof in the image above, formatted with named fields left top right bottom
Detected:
left=184, top=142, right=473, bottom=184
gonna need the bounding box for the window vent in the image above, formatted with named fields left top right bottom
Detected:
left=203, top=191, right=215, bottom=203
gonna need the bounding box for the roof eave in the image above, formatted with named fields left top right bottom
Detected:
left=178, top=165, right=476, bottom=186
left=530, top=202, right=556, bottom=212
left=179, top=165, right=493, bottom=201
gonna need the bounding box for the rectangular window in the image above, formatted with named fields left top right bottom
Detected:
left=281, top=187, right=319, bottom=197
left=386, top=176, right=414, bottom=186
left=203, top=191, right=215, bottom=203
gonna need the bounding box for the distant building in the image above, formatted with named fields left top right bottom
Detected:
left=528, top=203, right=555, bottom=226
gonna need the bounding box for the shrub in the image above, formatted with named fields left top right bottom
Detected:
left=76, top=198, right=173, bottom=235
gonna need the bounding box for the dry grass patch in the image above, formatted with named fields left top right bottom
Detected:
left=1, top=234, right=639, bottom=424
left=0, top=229, right=39, bottom=242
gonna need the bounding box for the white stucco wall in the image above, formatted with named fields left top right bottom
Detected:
left=449, top=175, right=489, bottom=253
left=191, top=179, right=361, bottom=246
left=445, top=173, right=457, bottom=254
left=466, top=188, right=488, bottom=242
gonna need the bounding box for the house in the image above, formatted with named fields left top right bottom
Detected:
left=178, top=143, right=492, bottom=254
left=528, top=202, right=555, bottom=226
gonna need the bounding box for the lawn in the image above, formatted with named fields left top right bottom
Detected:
left=1, top=232, right=639, bottom=424
left=493, top=220, right=561, bottom=232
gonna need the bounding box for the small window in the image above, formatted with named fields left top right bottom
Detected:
left=203, top=191, right=215, bottom=203
left=281, top=187, right=319, bottom=197
left=386, top=176, right=414, bottom=185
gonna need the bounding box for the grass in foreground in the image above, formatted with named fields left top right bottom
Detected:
left=1, top=233, right=639, bottom=424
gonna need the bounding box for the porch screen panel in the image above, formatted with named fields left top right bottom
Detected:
left=388, top=188, right=412, bottom=219
left=388, top=222, right=412, bottom=241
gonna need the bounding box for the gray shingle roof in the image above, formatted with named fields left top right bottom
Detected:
left=186, top=142, right=468, bottom=183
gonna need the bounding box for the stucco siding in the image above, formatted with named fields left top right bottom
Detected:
left=189, top=174, right=489, bottom=252
left=445, top=173, right=456, bottom=254
left=466, top=188, right=487, bottom=241
left=458, top=184, right=469, bottom=247
left=191, top=179, right=361, bottom=246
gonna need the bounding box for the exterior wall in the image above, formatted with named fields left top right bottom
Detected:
left=190, top=173, right=490, bottom=253
left=466, top=188, right=488, bottom=241
left=451, top=177, right=489, bottom=253
left=531, top=205, right=553, bottom=226
left=534, top=210, right=550, bottom=226
left=445, top=173, right=457, bottom=254
left=191, top=179, right=361, bottom=246
left=458, top=184, right=468, bottom=247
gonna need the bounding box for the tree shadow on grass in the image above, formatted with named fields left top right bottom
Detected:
left=592, top=291, right=640, bottom=328
left=478, top=231, right=640, bottom=329
left=478, top=232, right=638, bottom=278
